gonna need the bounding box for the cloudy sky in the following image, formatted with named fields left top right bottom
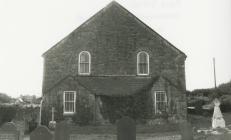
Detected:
left=0, top=0, right=230, bottom=97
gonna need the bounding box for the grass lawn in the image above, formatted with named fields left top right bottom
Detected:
left=56, top=113, right=231, bottom=135
left=188, top=112, right=231, bottom=129
left=22, top=113, right=231, bottom=140
left=69, top=123, right=180, bottom=134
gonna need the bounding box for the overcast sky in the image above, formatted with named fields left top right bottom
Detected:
left=0, top=0, right=230, bottom=97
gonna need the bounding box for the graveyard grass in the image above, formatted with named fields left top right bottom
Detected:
left=188, top=113, right=231, bottom=129
left=20, top=113, right=231, bottom=140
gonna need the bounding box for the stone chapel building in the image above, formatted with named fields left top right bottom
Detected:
left=41, top=1, right=187, bottom=125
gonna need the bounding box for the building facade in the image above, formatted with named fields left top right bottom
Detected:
left=41, top=1, right=187, bottom=125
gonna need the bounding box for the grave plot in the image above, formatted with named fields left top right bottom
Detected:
left=30, top=125, right=53, bottom=140
left=0, top=122, right=19, bottom=140
left=52, top=116, right=182, bottom=140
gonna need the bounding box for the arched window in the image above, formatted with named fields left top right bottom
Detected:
left=137, top=51, right=149, bottom=75
left=78, top=51, right=91, bottom=75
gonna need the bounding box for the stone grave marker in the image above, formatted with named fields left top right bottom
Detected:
left=179, top=121, right=194, bottom=140
left=49, top=107, right=56, bottom=130
left=212, top=98, right=225, bottom=129
left=0, top=122, right=19, bottom=140
left=117, top=116, right=136, bottom=140
left=206, top=133, right=231, bottom=140
left=30, top=125, right=53, bottom=140
left=54, top=121, right=71, bottom=140
left=12, top=120, right=26, bottom=140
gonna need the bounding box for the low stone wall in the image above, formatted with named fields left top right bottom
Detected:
left=137, top=134, right=181, bottom=140
left=30, top=117, right=188, bottom=140
left=70, top=134, right=116, bottom=140
left=0, top=122, right=20, bottom=140
left=69, top=134, right=181, bottom=140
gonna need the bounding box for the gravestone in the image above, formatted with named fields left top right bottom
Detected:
left=179, top=121, right=194, bottom=140
left=117, top=116, right=136, bottom=140
left=0, top=122, right=19, bottom=140
left=12, top=120, right=26, bottom=140
left=49, top=107, right=56, bottom=130
left=54, top=121, right=71, bottom=140
left=206, top=133, right=231, bottom=140
left=30, top=125, right=53, bottom=140
left=212, top=98, right=225, bottom=129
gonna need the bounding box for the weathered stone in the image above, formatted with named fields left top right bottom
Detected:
left=41, top=1, right=187, bottom=124
left=54, top=121, right=71, bottom=140
left=206, top=133, right=231, bottom=140
left=0, top=122, right=17, bottom=131
left=117, top=116, right=136, bottom=140
left=179, top=121, right=194, bottom=140
left=212, top=98, right=226, bottom=129
left=0, top=122, right=19, bottom=140
left=30, top=125, right=53, bottom=140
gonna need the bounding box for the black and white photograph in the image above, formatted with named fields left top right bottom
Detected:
left=0, top=0, right=231, bottom=140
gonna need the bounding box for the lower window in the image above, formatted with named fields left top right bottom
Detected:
left=155, top=91, right=167, bottom=114
left=63, top=91, right=76, bottom=114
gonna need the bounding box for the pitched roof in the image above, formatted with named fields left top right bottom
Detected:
left=44, top=75, right=160, bottom=96
left=76, top=76, right=158, bottom=96
left=42, top=1, right=186, bottom=57
left=44, top=74, right=185, bottom=96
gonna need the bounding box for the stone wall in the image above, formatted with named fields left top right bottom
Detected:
left=147, top=76, right=187, bottom=123
left=69, top=134, right=181, bottom=140
left=41, top=77, right=96, bottom=125
left=42, top=2, right=186, bottom=93
left=41, top=2, right=187, bottom=125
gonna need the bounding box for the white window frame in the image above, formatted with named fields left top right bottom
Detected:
left=137, top=51, right=149, bottom=75
left=154, top=91, right=167, bottom=114
left=63, top=91, right=76, bottom=115
left=78, top=51, right=91, bottom=75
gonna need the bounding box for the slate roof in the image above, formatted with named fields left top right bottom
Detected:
left=44, top=75, right=183, bottom=96
left=76, top=76, right=158, bottom=96
left=42, top=1, right=186, bottom=57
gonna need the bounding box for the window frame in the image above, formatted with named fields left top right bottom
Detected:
left=137, top=51, right=149, bottom=75
left=154, top=91, right=167, bottom=114
left=63, top=91, right=76, bottom=115
left=78, top=51, right=91, bottom=75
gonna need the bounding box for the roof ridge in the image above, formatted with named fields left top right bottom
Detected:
left=42, top=1, right=186, bottom=57
left=42, top=2, right=112, bottom=57
left=109, top=1, right=186, bottom=57
left=77, top=75, right=152, bottom=78
left=43, top=75, right=73, bottom=94
left=42, top=1, right=123, bottom=57
left=43, top=75, right=154, bottom=94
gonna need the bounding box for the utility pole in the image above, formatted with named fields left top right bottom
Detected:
left=213, top=58, right=217, bottom=89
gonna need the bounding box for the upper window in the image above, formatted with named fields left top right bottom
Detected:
left=154, top=91, right=167, bottom=114
left=137, top=51, right=149, bottom=75
left=78, top=51, right=91, bottom=75
left=63, top=91, right=76, bottom=114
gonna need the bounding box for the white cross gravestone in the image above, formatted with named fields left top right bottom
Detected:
left=212, top=98, right=225, bottom=129
left=51, top=107, right=55, bottom=122
left=48, top=107, right=56, bottom=130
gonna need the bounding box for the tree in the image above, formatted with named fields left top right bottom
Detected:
left=0, top=93, right=12, bottom=103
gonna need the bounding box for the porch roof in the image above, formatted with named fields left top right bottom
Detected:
left=76, top=76, right=158, bottom=96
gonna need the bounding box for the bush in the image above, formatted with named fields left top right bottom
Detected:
left=29, top=119, right=38, bottom=133
left=100, top=92, right=151, bottom=123
left=0, top=105, right=17, bottom=125
left=187, top=99, right=205, bottom=115
left=220, top=95, right=231, bottom=112
left=72, top=104, right=94, bottom=126
left=0, top=93, right=12, bottom=103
